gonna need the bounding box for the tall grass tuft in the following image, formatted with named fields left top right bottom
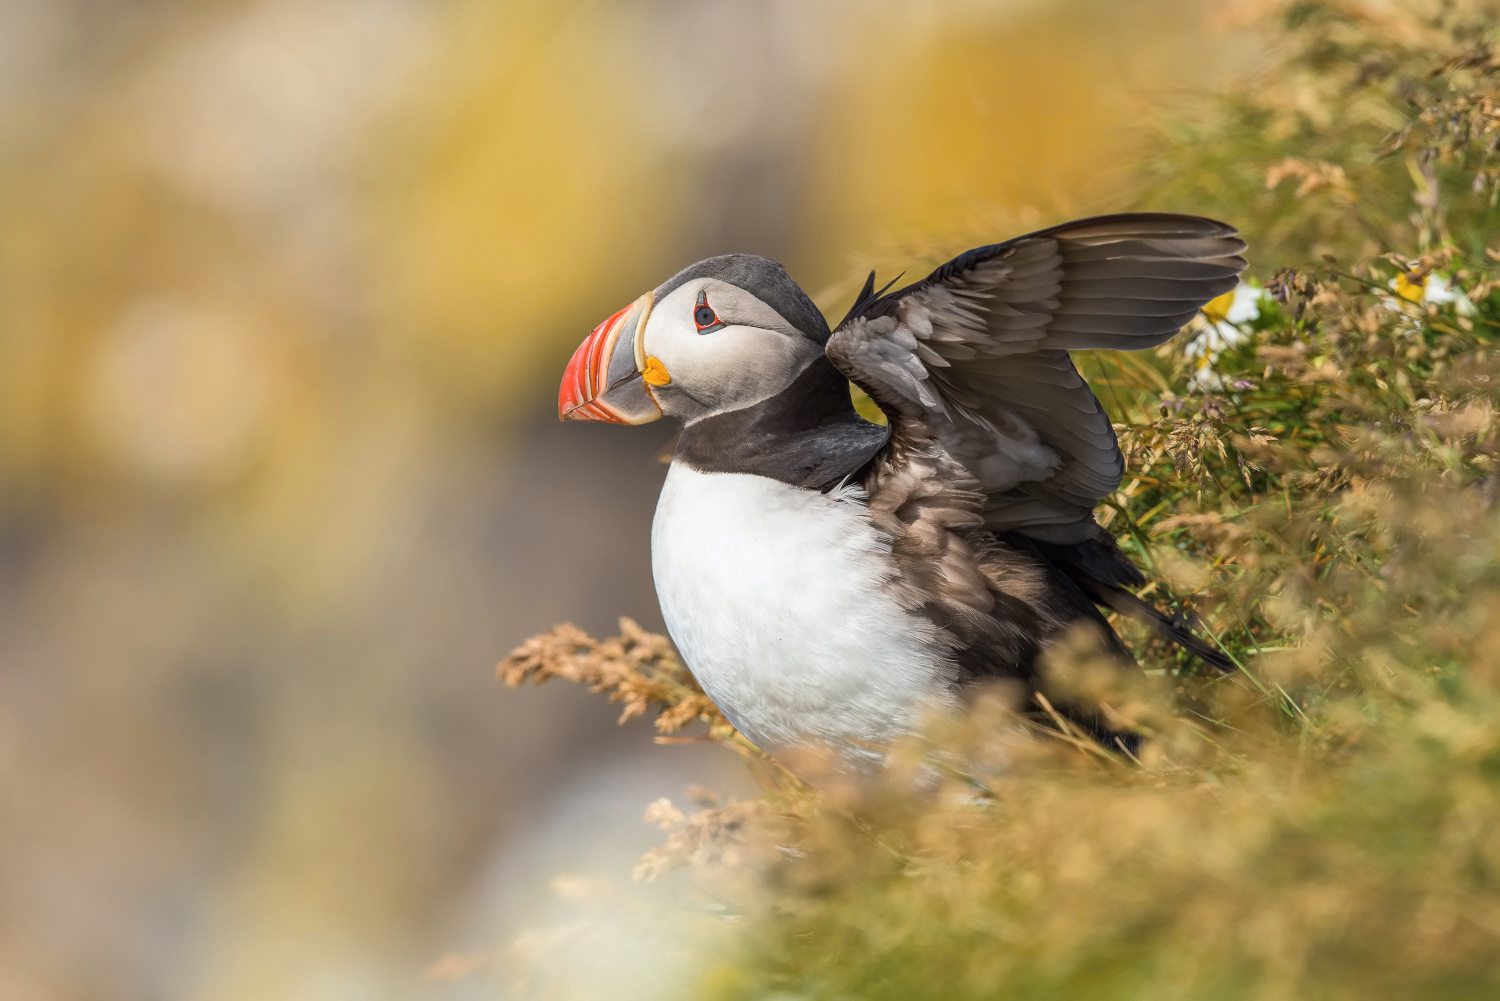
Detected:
left=501, top=2, right=1500, bottom=996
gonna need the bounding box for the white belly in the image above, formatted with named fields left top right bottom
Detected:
left=650, top=463, right=955, bottom=753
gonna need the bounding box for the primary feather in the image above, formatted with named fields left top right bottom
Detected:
left=827, top=213, right=1247, bottom=540
left=823, top=213, right=1246, bottom=701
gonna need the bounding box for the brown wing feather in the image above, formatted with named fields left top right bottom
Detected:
left=826, top=213, right=1247, bottom=541
left=824, top=213, right=1244, bottom=693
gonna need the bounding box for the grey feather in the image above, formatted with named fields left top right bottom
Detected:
left=1059, top=275, right=1241, bottom=300
left=826, top=212, right=1247, bottom=538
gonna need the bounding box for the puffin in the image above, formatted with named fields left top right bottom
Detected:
left=557, top=214, right=1245, bottom=757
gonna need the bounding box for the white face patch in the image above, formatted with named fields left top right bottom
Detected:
left=639, top=279, right=823, bottom=421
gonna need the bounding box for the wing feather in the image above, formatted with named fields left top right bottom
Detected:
left=825, top=212, right=1247, bottom=541
left=1058, top=275, right=1240, bottom=299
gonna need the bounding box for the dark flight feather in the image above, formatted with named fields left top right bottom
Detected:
left=824, top=213, right=1244, bottom=687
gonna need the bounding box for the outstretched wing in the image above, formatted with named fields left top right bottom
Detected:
left=825, top=213, right=1247, bottom=542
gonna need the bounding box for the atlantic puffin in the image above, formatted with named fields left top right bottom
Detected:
left=558, top=214, right=1245, bottom=756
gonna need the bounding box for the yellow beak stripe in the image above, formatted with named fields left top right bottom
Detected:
left=630, top=291, right=655, bottom=373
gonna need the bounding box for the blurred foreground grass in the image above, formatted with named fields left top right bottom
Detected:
left=503, top=2, right=1500, bottom=997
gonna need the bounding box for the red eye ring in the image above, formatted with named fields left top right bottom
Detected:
left=693, top=290, right=721, bottom=332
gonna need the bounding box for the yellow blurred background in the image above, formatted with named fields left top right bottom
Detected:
left=0, top=1, right=1250, bottom=997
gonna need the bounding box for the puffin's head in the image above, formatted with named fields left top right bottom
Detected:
left=558, top=254, right=831, bottom=424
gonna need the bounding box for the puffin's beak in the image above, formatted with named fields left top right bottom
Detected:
left=558, top=292, right=662, bottom=424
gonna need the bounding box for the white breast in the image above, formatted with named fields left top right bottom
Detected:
left=650, top=463, right=955, bottom=753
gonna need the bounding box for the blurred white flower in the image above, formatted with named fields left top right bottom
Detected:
left=1424, top=273, right=1460, bottom=304
left=1185, top=283, right=1262, bottom=392
left=1387, top=272, right=1475, bottom=314
left=1223, top=282, right=1265, bottom=324
left=1184, top=319, right=1248, bottom=360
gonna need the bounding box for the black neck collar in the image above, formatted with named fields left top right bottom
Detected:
left=672, top=358, right=889, bottom=491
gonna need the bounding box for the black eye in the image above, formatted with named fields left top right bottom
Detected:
left=693, top=291, right=721, bottom=331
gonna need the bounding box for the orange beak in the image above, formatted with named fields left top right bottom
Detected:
left=558, top=293, right=662, bottom=424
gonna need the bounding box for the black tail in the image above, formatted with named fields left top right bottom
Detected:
left=1090, top=582, right=1236, bottom=672
left=1009, top=528, right=1237, bottom=673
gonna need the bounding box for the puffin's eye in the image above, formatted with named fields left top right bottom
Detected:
left=693, top=291, right=721, bottom=332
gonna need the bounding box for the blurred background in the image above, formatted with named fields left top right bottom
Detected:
left=0, top=1, right=1252, bottom=997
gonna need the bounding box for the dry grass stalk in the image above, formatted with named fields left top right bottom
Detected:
left=633, top=797, right=771, bottom=882
left=498, top=617, right=722, bottom=734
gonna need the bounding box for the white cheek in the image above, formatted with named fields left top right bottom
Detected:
left=687, top=326, right=802, bottom=392
left=650, top=323, right=813, bottom=412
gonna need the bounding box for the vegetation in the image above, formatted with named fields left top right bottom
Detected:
left=501, top=2, right=1500, bottom=997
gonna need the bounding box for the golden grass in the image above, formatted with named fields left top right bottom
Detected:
left=500, top=3, right=1500, bottom=997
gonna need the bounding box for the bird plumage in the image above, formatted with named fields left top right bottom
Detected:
left=827, top=213, right=1247, bottom=540
left=560, top=212, right=1246, bottom=757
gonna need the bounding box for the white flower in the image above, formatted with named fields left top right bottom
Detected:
left=1424, top=274, right=1477, bottom=314
left=1387, top=272, right=1475, bottom=315
left=1424, top=274, right=1460, bottom=303
left=1223, top=283, right=1264, bottom=324
left=1186, top=282, right=1262, bottom=391
left=1185, top=320, right=1248, bottom=359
